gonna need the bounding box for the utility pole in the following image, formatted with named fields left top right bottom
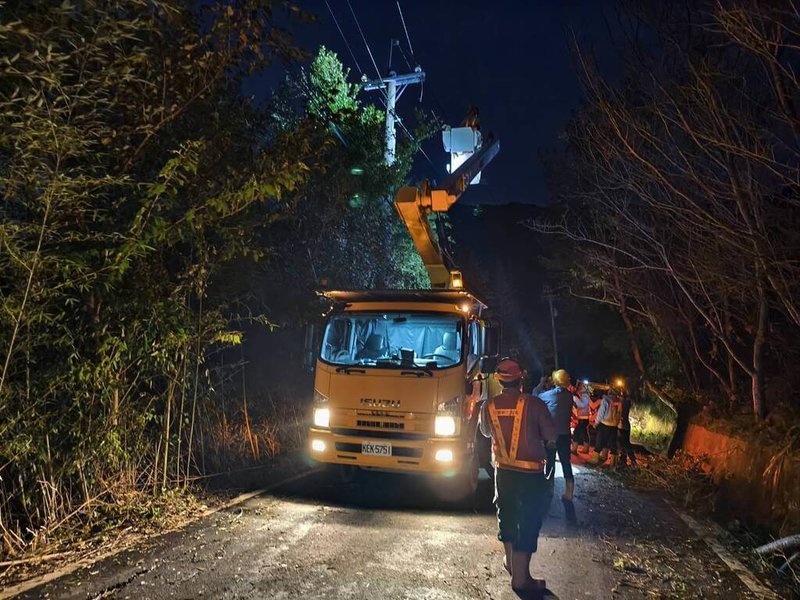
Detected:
left=543, top=284, right=559, bottom=369
left=363, top=39, right=425, bottom=165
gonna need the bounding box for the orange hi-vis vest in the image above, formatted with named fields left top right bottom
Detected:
left=487, top=395, right=546, bottom=472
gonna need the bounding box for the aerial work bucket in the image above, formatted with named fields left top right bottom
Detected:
left=442, top=126, right=483, bottom=184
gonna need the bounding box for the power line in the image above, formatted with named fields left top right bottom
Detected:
left=342, top=1, right=440, bottom=178
left=347, top=0, right=384, bottom=82
left=396, top=1, right=415, bottom=59
left=323, top=0, right=363, bottom=75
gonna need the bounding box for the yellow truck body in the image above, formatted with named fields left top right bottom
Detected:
left=307, top=290, right=494, bottom=493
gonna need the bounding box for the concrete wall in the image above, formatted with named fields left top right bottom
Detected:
left=682, top=423, right=800, bottom=535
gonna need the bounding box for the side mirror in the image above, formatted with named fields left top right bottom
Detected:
left=485, top=326, right=499, bottom=357
left=480, top=355, right=497, bottom=374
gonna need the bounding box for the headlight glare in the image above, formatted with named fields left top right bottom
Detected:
left=313, top=407, right=330, bottom=428
left=435, top=448, right=454, bottom=462
left=434, top=415, right=456, bottom=436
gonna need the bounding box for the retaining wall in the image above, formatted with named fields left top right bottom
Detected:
left=682, top=423, right=800, bottom=535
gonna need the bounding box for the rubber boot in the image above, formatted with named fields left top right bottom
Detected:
left=598, top=449, right=609, bottom=465
left=510, top=550, right=544, bottom=592
left=503, top=542, right=513, bottom=575
left=562, top=478, right=574, bottom=501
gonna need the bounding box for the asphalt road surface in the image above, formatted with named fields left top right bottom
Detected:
left=17, top=459, right=763, bottom=600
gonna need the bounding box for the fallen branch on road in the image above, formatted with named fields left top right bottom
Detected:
left=755, top=534, right=800, bottom=557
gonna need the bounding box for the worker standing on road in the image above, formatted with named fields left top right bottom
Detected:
left=479, top=358, right=556, bottom=594
left=572, top=382, right=591, bottom=454
left=617, top=393, right=637, bottom=468
left=588, top=390, right=622, bottom=466
left=533, top=369, right=576, bottom=501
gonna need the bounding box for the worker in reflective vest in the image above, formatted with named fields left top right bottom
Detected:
left=479, top=358, right=556, bottom=594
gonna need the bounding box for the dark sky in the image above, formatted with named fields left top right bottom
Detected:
left=248, top=0, right=622, bottom=206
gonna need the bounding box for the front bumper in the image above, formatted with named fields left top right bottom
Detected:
left=307, top=427, right=471, bottom=474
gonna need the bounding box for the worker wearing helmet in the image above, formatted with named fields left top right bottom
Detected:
left=533, top=369, right=577, bottom=501
left=479, top=358, right=556, bottom=594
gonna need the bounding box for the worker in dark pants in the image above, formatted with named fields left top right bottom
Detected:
left=573, top=382, right=592, bottom=453
left=534, top=369, right=576, bottom=500
left=589, top=391, right=622, bottom=466
left=617, top=393, right=638, bottom=468
left=479, top=358, right=556, bottom=594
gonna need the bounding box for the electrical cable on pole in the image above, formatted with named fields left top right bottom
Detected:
left=323, top=0, right=363, bottom=75
left=343, top=1, right=438, bottom=175
left=346, top=0, right=384, bottom=82
left=396, top=1, right=415, bottom=59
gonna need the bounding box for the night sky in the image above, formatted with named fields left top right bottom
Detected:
left=248, top=0, right=621, bottom=206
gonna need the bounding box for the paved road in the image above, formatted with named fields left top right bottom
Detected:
left=18, top=460, right=761, bottom=600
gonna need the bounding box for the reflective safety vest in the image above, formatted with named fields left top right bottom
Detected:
left=487, top=396, right=546, bottom=472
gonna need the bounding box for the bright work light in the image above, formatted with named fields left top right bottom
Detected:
left=313, top=407, right=330, bottom=428
left=435, top=449, right=454, bottom=462
left=311, top=439, right=326, bottom=452
left=434, top=415, right=456, bottom=436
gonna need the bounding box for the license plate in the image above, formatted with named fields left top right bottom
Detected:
left=362, top=441, right=392, bottom=456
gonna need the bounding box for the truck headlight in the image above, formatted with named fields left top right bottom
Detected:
left=434, top=415, right=456, bottom=436
left=435, top=448, right=454, bottom=462
left=313, top=407, right=330, bottom=428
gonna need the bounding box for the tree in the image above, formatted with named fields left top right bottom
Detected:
left=0, top=0, right=311, bottom=555
left=0, top=4, right=435, bottom=556
left=531, top=1, right=800, bottom=421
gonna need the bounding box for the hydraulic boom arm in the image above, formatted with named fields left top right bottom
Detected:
left=394, top=132, right=500, bottom=288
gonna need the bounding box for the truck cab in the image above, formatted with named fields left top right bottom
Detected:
left=308, top=289, right=497, bottom=498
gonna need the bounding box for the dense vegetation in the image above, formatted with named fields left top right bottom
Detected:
left=537, top=2, right=800, bottom=426
left=0, top=0, right=426, bottom=558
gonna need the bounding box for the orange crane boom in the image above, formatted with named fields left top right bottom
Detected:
left=394, top=131, right=500, bottom=289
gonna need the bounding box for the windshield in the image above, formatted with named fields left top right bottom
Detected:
left=320, top=311, right=464, bottom=369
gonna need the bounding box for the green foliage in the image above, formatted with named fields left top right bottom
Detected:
left=0, top=0, right=313, bottom=555
left=306, top=47, right=360, bottom=117
left=0, top=3, right=434, bottom=557
left=252, top=45, right=430, bottom=321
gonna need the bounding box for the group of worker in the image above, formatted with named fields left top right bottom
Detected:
left=548, top=375, right=638, bottom=476
left=478, top=358, right=638, bottom=596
